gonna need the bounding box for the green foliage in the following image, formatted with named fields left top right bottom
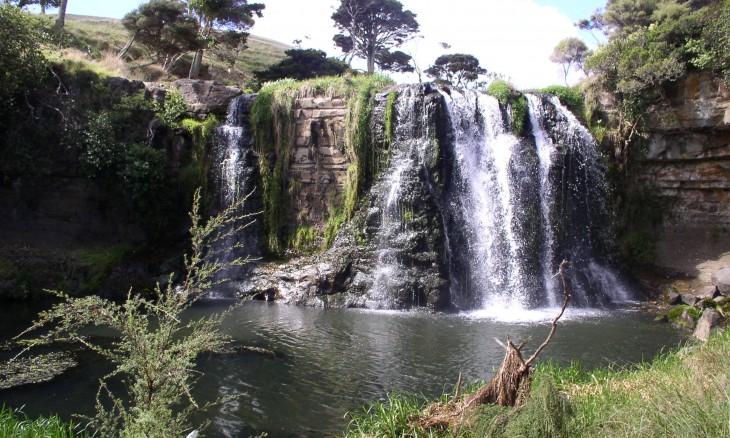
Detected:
left=323, top=208, right=346, bottom=250
left=179, top=115, right=218, bottom=206
left=332, top=0, right=419, bottom=74
left=486, top=80, right=528, bottom=136
left=550, top=37, right=591, bottom=86
left=539, top=85, right=586, bottom=123
left=11, top=190, right=250, bottom=437
left=155, top=90, right=189, bottom=127
left=254, top=49, right=350, bottom=82
left=73, top=243, right=134, bottom=294
left=384, top=90, right=397, bottom=148
left=617, top=184, right=670, bottom=266
left=0, top=5, right=49, bottom=115
left=700, top=0, right=730, bottom=83
left=0, top=406, right=81, bottom=438
left=291, top=226, right=317, bottom=254
left=425, top=53, right=487, bottom=87
left=119, top=0, right=203, bottom=71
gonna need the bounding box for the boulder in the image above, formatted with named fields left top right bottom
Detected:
left=666, top=291, right=682, bottom=305
left=170, top=79, right=242, bottom=116
left=693, top=309, right=722, bottom=342
left=681, top=294, right=700, bottom=307
left=104, top=76, right=145, bottom=96
left=711, top=267, right=730, bottom=294
left=697, top=285, right=720, bottom=300
left=714, top=295, right=727, bottom=305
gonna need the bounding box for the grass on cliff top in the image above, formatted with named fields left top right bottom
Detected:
left=344, top=327, right=730, bottom=437
left=47, top=14, right=288, bottom=84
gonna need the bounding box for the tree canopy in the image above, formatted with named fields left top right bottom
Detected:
left=254, top=49, right=349, bottom=82
left=332, top=0, right=419, bottom=74
left=9, top=0, right=60, bottom=14
left=550, top=37, right=591, bottom=86
left=424, top=53, right=487, bottom=87
left=186, top=0, right=265, bottom=78
left=118, top=0, right=204, bottom=72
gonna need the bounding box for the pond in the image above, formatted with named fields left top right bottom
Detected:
left=0, top=301, right=687, bottom=437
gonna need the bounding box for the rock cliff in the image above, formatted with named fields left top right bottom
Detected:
left=640, top=72, right=730, bottom=279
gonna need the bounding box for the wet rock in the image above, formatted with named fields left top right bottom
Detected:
left=170, top=79, right=242, bottom=116
left=711, top=267, right=730, bottom=294
left=693, top=309, right=722, bottom=342
left=697, top=285, right=720, bottom=300
left=667, top=291, right=682, bottom=305
left=681, top=294, right=700, bottom=306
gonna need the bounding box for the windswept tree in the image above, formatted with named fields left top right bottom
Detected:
left=425, top=53, right=487, bottom=87
left=10, top=0, right=60, bottom=14
left=254, top=48, right=349, bottom=82
left=332, top=0, right=419, bottom=74
left=118, top=0, right=204, bottom=72
left=186, top=0, right=265, bottom=78
left=550, top=37, right=591, bottom=85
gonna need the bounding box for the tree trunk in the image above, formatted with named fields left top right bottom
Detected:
left=54, top=0, right=68, bottom=29
left=117, top=31, right=138, bottom=59
left=189, top=49, right=203, bottom=79
left=366, top=50, right=375, bottom=75
left=40, top=0, right=46, bottom=14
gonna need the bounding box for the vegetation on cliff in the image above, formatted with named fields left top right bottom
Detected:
left=250, top=74, right=393, bottom=255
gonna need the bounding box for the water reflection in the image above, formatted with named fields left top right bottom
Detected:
left=1, top=301, right=686, bottom=437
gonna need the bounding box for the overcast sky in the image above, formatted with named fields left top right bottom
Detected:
left=32, top=0, right=606, bottom=88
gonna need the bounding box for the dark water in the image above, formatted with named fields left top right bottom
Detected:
left=0, top=301, right=687, bottom=437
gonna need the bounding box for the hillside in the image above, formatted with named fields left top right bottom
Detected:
left=59, top=14, right=290, bottom=86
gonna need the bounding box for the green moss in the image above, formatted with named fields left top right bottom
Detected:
left=486, top=80, right=528, bottom=136
left=539, top=85, right=586, bottom=124
left=250, top=75, right=394, bottom=255
left=291, top=225, right=317, bottom=254
left=323, top=208, right=346, bottom=250
left=0, top=257, right=18, bottom=280
left=666, top=305, right=700, bottom=322
left=179, top=115, right=218, bottom=206
left=73, top=243, right=134, bottom=294
left=384, top=90, right=397, bottom=148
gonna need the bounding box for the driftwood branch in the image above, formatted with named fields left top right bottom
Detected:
left=416, top=260, right=572, bottom=430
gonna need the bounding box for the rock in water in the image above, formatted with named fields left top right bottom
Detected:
left=711, top=267, right=730, bottom=294
left=693, top=309, right=722, bottom=342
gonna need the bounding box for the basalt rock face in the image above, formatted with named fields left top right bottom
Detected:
left=242, top=85, right=453, bottom=310
left=640, top=72, right=730, bottom=276
left=169, top=79, right=243, bottom=117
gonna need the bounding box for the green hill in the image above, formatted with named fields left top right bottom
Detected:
left=57, top=14, right=289, bottom=86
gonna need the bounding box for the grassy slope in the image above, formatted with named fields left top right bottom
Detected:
left=344, top=327, right=730, bottom=437
left=58, top=14, right=289, bottom=85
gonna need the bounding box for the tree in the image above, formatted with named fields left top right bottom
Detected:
left=11, top=190, right=255, bottom=436
left=11, top=0, right=61, bottom=14
left=53, top=0, right=66, bottom=28
left=186, top=0, right=265, bottom=78
left=332, top=0, right=419, bottom=74
left=424, top=53, right=487, bottom=87
left=550, top=37, right=591, bottom=86
left=0, top=4, right=47, bottom=107
left=118, top=0, right=204, bottom=72
left=254, top=48, right=349, bottom=82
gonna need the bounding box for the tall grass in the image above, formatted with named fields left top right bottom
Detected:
left=0, top=406, right=81, bottom=437
left=344, top=328, right=730, bottom=438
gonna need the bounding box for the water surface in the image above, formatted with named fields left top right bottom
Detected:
left=0, top=301, right=686, bottom=437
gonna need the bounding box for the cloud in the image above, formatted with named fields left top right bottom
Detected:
left=250, top=0, right=587, bottom=88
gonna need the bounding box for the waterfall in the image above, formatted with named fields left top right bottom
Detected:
left=209, top=95, right=262, bottom=296
left=366, top=86, right=632, bottom=310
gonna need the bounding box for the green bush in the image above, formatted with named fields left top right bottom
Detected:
left=486, top=80, right=528, bottom=136
left=539, top=85, right=586, bottom=123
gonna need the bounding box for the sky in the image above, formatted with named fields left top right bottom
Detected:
left=31, top=0, right=607, bottom=88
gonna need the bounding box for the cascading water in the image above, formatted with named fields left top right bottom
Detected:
left=209, top=95, right=262, bottom=296
left=368, top=86, right=632, bottom=310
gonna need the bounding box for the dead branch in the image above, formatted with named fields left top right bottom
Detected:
left=415, top=260, right=571, bottom=431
